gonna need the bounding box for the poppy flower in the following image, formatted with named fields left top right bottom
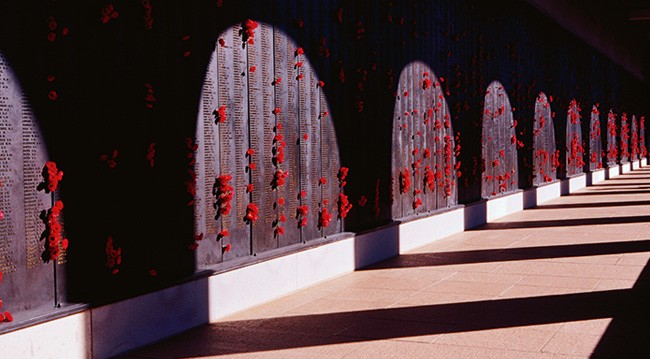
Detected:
left=319, top=208, right=332, bottom=228
left=214, top=105, right=227, bottom=123
left=297, top=205, right=309, bottom=227
left=338, top=194, right=352, bottom=218
left=222, top=243, right=232, bottom=253
left=337, top=167, right=349, bottom=187
left=358, top=195, right=367, bottom=207
left=245, top=203, right=259, bottom=223
left=399, top=169, right=411, bottom=193
left=413, top=198, right=422, bottom=209
left=242, top=19, right=258, bottom=45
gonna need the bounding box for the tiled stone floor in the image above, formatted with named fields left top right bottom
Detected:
left=122, top=167, right=650, bottom=358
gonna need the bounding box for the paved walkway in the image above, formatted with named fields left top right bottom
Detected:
left=123, top=167, right=650, bottom=358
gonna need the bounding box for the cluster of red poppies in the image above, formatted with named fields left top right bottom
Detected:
left=41, top=161, right=64, bottom=193
left=0, top=272, right=13, bottom=323
left=215, top=174, right=234, bottom=216
left=105, top=236, right=121, bottom=275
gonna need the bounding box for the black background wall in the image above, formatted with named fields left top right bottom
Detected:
left=0, top=0, right=647, bottom=305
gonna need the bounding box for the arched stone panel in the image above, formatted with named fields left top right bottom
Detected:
left=194, top=21, right=342, bottom=267
left=630, top=115, right=639, bottom=162
left=620, top=112, right=630, bottom=163
left=640, top=116, right=647, bottom=158
left=588, top=105, right=603, bottom=171
left=606, top=110, right=618, bottom=168
left=481, top=82, right=517, bottom=198
left=565, top=99, right=585, bottom=177
left=0, top=52, right=64, bottom=323
left=532, top=93, right=557, bottom=185
left=391, top=62, right=457, bottom=219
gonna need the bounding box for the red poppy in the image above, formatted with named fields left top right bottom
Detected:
left=297, top=205, right=309, bottom=227
left=222, top=243, right=232, bottom=253
left=337, top=167, right=349, bottom=187
left=319, top=208, right=332, bottom=228
left=242, top=19, right=258, bottom=45
left=40, top=161, right=64, bottom=193
left=413, top=198, right=422, bottom=209
left=399, top=168, right=411, bottom=194
left=245, top=203, right=259, bottom=223
left=215, top=174, right=234, bottom=215
left=358, top=195, right=367, bottom=207
left=214, top=105, right=227, bottom=123
left=338, top=193, right=352, bottom=219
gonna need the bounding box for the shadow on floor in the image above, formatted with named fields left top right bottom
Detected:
left=122, top=261, right=650, bottom=358
left=569, top=189, right=650, bottom=196
left=362, top=239, right=650, bottom=269
left=590, top=182, right=650, bottom=187
left=535, top=200, right=650, bottom=210
left=479, top=215, right=650, bottom=230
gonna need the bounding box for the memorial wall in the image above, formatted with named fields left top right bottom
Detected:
left=0, top=0, right=648, bottom=331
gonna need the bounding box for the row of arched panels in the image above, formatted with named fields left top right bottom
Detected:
left=390, top=70, right=648, bottom=220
